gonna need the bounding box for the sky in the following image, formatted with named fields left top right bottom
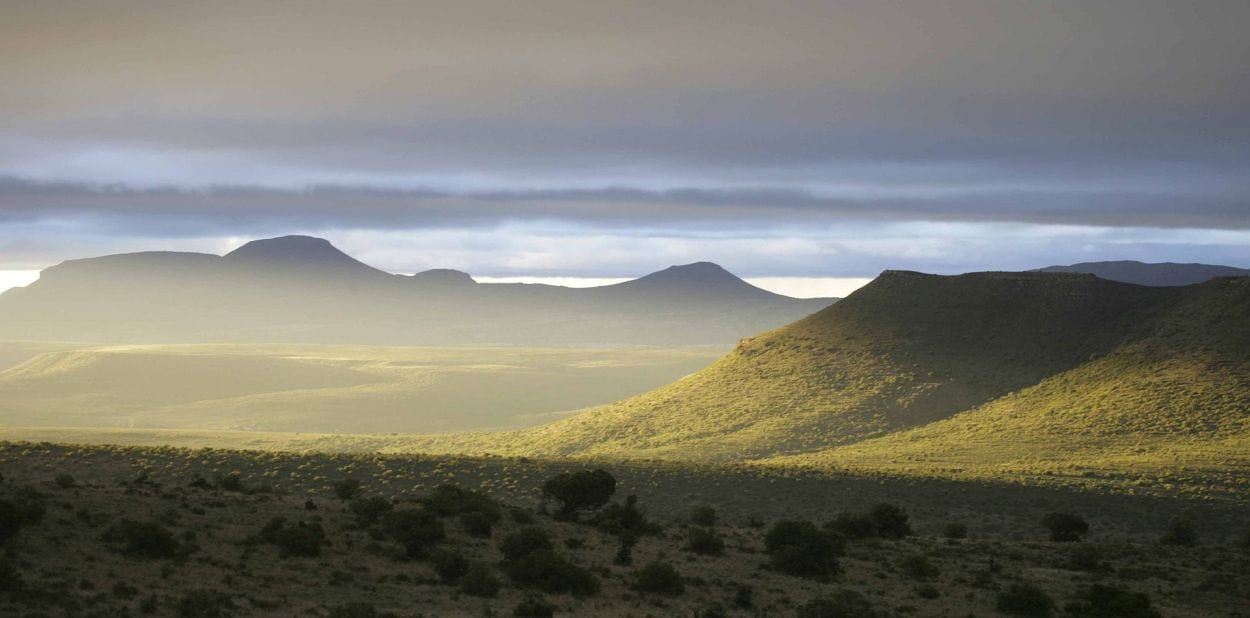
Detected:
left=2, top=0, right=1249, bottom=296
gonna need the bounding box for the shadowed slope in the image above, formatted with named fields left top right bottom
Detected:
left=416, top=271, right=1172, bottom=460
left=1037, top=260, right=1250, bottom=286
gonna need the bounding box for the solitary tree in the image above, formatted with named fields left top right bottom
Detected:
left=1041, top=512, right=1089, bottom=542
left=542, top=469, right=616, bottom=517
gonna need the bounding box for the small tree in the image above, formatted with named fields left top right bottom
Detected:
left=796, top=590, right=877, bottom=618
left=499, top=526, right=554, bottom=562
left=1064, top=584, right=1161, bottom=618
left=384, top=509, right=445, bottom=558
left=1041, top=512, right=1089, bottom=542
left=996, top=582, right=1054, bottom=617
left=764, top=520, right=842, bottom=579
left=685, top=527, right=725, bottom=556
left=632, top=560, right=684, bottom=596
left=348, top=496, right=393, bottom=528
left=870, top=503, right=912, bottom=539
left=689, top=505, right=717, bottom=527
left=332, top=478, right=362, bottom=501
left=542, top=469, right=615, bottom=517
left=1160, top=517, right=1196, bottom=546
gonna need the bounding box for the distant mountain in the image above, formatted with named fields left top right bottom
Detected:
left=0, top=236, right=833, bottom=345
left=1036, top=260, right=1250, bottom=286
left=405, top=270, right=1250, bottom=492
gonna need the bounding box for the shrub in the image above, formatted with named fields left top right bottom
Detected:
left=1160, top=517, right=1196, bottom=546
left=0, top=499, right=37, bottom=544
left=826, top=511, right=877, bottom=540
left=899, top=553, right=939, bottom=580
left=349, top=496, right=393, bottom=528
left=215, top=473, right=243, bottom=492
left=176, top=589, right=235, bottom=617
left=1065, top=544, right=1106, bottom=572
left=384, top=509, right=445, bottom=558
left=690, top=505, right=717, bottom=527
left=504, top=550, right=599, bottom=596
left=1041, top=512, right=1089, bottom=542
left=105, top=519, right=184, bottom=559
left=632, top=560, right=684, bottom=596
left=259, top=517, right=327, bottom=558
left=513, top=596, right=557, bottom=617
left=941, top=522, right=968, bottom=539
left=1064, top=584, right=1161, bottom=618
left=869, top=503, right=912, bottom=539
left=54, top=474, right=76, bottom=489
left=796, top=590, right=878, bottom=617
left=457, top=562, right=500, bottom=595
left=430, top=548, right=470, bottom=583
left=460, top=511, right=495, bottom=538
left=424, top=484, right=501, bottom=521
left=995, top=582, right=1054, bottom=617
left=1240, top=527, right=1250, bottom=553
left=613, top=531, right=638, bottom=566
left=542, top=469, right=615, bottom=517
left=332, top=478, right=362, bottom=501
left=685, top=526, right=725, bottom=556
left=328, top=602, right=394, bottom=618
left=764, top=520, right=842, bottom=578
left=499, top=526, right=554, bottom=562
left=460, top=562, right=502, bottom=597
left=917, top=584, right=940, bottom=599
left=732, top=583, right=753, bottom=608
left=594, top=495, right=659, bottom=536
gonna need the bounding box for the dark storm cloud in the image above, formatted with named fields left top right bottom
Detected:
left=3, top=176, right=1248, bottom=235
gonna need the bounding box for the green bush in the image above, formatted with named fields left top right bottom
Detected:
left=941, top=522, right=968, bottom=539
left=869, top=503, right=912, bottom=539
left=332, top=478, right=362, bottom=501
left=1065, top=544, right=1106, bottom=572
left=826, top=512, right=877, bottom=540
left=764, top=520, right=842, bottom=579
left=460, top=562, right=502, bottom=595
left=995, top=582, right=1054, bottom=617
left=384, top=508, right=445, bottom=558
left=504, top=550, right=599, bottom=596
left=327, top=602, right=394, bottom=618
left=430, top=548, right=470, bottom=583
left=513, top=596, right=557, bottom=617
left=424, top=484, right=501, bottom=520
left=796, top=590, right=878, bottom=617
left=1160, top=517, right=1196, bottom=546
left=594, top=495, right=659, bottom=536
left=54, top=474, right=76, bottom=489
left=684, top=526, right=725, bottom=555
left=613, top=531, right=638, bottom=566
left=460, top=511, right=495, bottom=538
left=176, top=589, right=235, bottom=618
left=690, top=505, right=717, bottom=527
left=542, top=469, right=615, bottom=517
left=499, top=526, right=554, bottom=562
left=349, top=496, right=393, bottom=528
left=632, top=560, right=684, bottom=596
left=105, top=519, right=184, bottom=559
left=899, top=553, right=939, bottom=580
left=1041, top=512, right=1089, bottom=542
left=460, top=562, right=502, bottom=597
left=1064, top=584, right=1161, bottom=618
left=0, top=496, right=46, bottom=544
left=259, top=517, right=327, bottom=558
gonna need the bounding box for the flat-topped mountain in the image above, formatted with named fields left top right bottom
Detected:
left=406, top=270, right=1250, bottom=491
left=0, top=236, right=832, bottom=345
left=1037, top=259, right=1250, bottom=286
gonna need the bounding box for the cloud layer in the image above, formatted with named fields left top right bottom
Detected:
left=2, top=1, right=1248, bottom=274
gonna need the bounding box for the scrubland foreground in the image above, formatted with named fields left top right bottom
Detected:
left=1, top=443, right=1247, bottom=617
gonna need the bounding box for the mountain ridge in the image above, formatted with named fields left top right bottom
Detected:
left=0, top=236, right=833, bottom=346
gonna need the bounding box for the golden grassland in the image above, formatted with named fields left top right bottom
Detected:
left=0, top=342, right=724, bottom=434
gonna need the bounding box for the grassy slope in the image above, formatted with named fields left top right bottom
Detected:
left=767, top=277, right=1250, bottom=495
left=397, top=273, right=1250, bottom=499
left=440, top=272, right=1168, bottom=460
